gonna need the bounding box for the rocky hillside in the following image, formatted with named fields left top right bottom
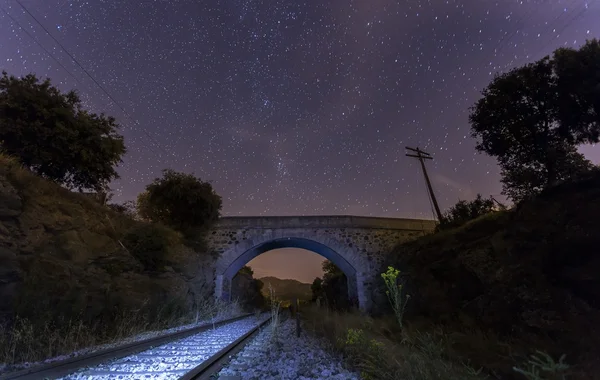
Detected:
left=0, top=155, right=214, bottom=327
left=260, top=276, right=312, bottom=301
left=383, top=170, right=600, bottom=377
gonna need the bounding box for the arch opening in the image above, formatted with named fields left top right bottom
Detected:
left=215, top=237, right=361, bottom=309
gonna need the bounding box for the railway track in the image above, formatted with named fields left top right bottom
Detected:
left=0, top=313, right=273, bottom=380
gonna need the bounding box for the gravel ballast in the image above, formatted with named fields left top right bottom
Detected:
left=217, top=318, right=361, bottom=380
left=58, top=316, right=266, bottom=380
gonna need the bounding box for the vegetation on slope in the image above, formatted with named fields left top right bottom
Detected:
left=303, top=174, right=599, bottom=379
left=302, top=40, right=600, bottom=380
left=0, top=71, right=228, bottom=369
left=0, top=154, right=232, bottom=368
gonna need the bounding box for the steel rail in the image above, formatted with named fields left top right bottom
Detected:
left=0, top=314, right=252, bottom=380
left=179, top=315, right=274, bottom=380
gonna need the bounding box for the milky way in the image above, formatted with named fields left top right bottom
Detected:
left=1, top=0, right=599, bottom=218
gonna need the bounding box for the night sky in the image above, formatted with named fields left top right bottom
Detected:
left=1, top=0, right=599, bottom=282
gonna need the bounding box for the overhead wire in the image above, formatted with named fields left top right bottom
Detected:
left=528, top=0, right=595, bottom=61
left=466, top=0, right=540, bottom=78
left=0, top=5, right=82, bottom=85
left=13, top=0, right=173, bottom=158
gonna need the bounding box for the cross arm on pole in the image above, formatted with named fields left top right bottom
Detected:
left=406, top=153, right=433, bottom=160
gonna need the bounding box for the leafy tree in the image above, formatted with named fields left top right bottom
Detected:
left=239, top=265, right=254, bottom=277
left=310, top=277, right=323, bottom=302
left=499, top=144, right=593, bottom=202
left=319, top=260, right=351, bottom=310
left=0, top=71, right=126, bottom=191
left=469, top=40, right=600, bottom=202
left=438, top=194, right=497, bottom=230
left=553, top=39, right=600, bottom=143
left=137, top=169, right=222, bottom=234
left=232, top=266, right=266, bottom=310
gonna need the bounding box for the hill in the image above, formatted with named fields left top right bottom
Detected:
left=0, top=154, right=216, bottom=364
left=381, top=169, right=600, bottom=378
left=259, top=276, right=312, bottom=302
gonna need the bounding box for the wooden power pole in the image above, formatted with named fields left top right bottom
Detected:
left=405, top=147, right=443, bottom=221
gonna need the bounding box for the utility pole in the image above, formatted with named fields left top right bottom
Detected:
left=405, top=147, right=443, bottom=221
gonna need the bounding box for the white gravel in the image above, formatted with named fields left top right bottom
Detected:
left=217, top=318, right=361, bottom=380
left=59, top=315, right=267, bottom=380
left=0, top=311, right=245, bottom=375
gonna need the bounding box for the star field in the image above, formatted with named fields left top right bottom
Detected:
left=1, top=0, right=599, bottom=218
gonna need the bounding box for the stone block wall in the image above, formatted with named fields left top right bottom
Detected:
left=206, top=216, right=435, bottom=311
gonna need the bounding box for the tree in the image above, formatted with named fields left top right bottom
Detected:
left=232, top=266, right=266, bottom=310
left=469, top=40, right=600, bottom=202
left=553, top=39, right=600, bottom=143
left=0, top=71, right=126, bottom=191
left=499, top=143, right=593, bottom=202
left=438, top=194, right=496, bottom=230
left=137, top=169, right=222, bottom=234
left=310, top=277, right=323, bottom=302
left=320, top=260, right=350, bottom=310
left=239, top=265, right=254, bottom=277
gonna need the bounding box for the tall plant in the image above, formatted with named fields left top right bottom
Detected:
left=381, top=266, right=409, bottom=329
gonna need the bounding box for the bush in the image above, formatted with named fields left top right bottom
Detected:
left=438, top=194, right=498, bottom=231
left=122, top=223, right=181, bottom=271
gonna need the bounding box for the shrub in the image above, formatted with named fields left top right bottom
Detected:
left=438, top=194, right=498, bottom=231
left=513, top=351, right=570, bottom=380
left=341, top=328, right=388, bottom=380
left=122, top=223, right=181, bottom=271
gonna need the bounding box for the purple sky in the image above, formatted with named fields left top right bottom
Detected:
left=1, top=0, right=599, bottom=282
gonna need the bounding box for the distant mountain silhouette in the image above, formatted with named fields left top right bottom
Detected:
left=259, top=276, right=312, bottom=301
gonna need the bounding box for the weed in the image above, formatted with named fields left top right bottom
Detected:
left=301, top=305, right=485, bottom=380
left=513, top=351, right=570, bottom=380
left=268, top=285, right=282, bottom=345
left=381, top=266, right=409, bottom=329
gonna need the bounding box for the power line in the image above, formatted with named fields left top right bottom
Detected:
left=14, top=0, right=173, bottom=158
left=0, top=5, right=81, bottom=85
left=467, top=1, right=541, bottom=79
left=477, top=0, right=581, bottom=76
left=493, top=2, right=539, bottom=59
left=529, top=0, right=595, bottom=61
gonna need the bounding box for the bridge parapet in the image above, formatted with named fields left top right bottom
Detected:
left=214, top=215, right=437, bottom=231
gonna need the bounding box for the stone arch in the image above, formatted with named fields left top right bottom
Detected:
left=214, top=235, right=371, bottom=310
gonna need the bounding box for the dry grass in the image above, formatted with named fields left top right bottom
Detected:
left=302, top=304, right=489, bottom=380
left=301, top=305, right=591, bottom=380
left=0, top=152, right=137, bottom=254
left=0, top=153, right=246, bottom=371
left=0, top=298, right=242, bottom=372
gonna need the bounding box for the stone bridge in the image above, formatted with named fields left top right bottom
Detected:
left=206, top=215, right=436, bottom=311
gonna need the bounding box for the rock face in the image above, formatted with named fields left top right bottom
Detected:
left=383, top=171, right=600, bottom=367
left=0, top=163, right=214, bottom=325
